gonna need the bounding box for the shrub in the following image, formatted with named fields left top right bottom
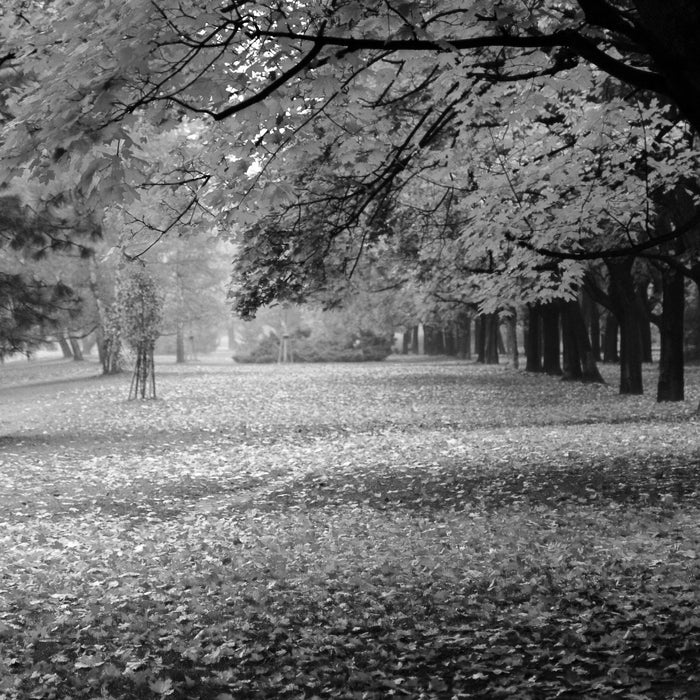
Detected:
left=234, top=330, right=392, bottom=363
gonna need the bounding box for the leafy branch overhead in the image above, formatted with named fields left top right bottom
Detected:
left=4, top=1, right=700, bottom=323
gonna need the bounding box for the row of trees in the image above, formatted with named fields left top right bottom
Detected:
left=3, top=2, right=700, bottom=404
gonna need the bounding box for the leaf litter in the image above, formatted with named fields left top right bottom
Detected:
left=1, top=358, right=700, bottom=698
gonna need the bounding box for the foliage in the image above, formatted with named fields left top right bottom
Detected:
left=117, top=265, right=162, bottom=350
left=0, top=194, right=82, bottom=356
left=234, top=328, right=393, bottom=363
left=2, top=358, right=700, bottom=697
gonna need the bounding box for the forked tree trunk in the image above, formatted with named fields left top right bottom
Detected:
left=57, top=332, right=73, bottom=359
left=657, top=266, right=685, bottom=402
left=69, top=337, right=84, bottom=361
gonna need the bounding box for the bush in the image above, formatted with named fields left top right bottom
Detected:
left=234, top=330, right=393, bottom=363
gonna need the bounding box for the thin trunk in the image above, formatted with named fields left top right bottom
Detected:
left=87, top=253, right=115, bottom=374
left=657, top=267, right=685, bottom=401
left=411, top=325, right=419, bottom=354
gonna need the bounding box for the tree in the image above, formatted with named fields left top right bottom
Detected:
left=119, top=264, right=162, bottom=400
left=0, top=193, right=82, bottom=357
left=4, top=0, right=700, bottom=403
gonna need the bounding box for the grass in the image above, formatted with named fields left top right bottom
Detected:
left=1, top=354, right=700, bottom=699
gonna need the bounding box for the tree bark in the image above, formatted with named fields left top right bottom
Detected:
left=541, top=302, right=562, bottom=375
left=69, top=337, right=84, bottom=361
left=657, top=266, right=685, bottom=401
left=561, top=300, right=605, bottom=383
left=175, top=326, right=186, bottom=363
left=505, top=311, right=519, bottom=368
left=483, top=313, right=499, bottom=364
left=411, top=325, right=419, bottom=354
left=444, top=324, right=456, bottom=356
left=457, top=313, right=471, bottom=359
left=635, top=282, right=654, bottom=363
left=602, top=312, right=619, bottom=363
left=475, top=316, right=485, bottom=363
left=607, top=259, right=644, bottom=395
left=525, top=303, right=542, bottom=372
left=57, top=332, right=73, bottom=359
left=581, top=289, right=601, bottom=361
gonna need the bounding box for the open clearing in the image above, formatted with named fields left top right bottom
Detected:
left=1, top=357, right=700, bottom=699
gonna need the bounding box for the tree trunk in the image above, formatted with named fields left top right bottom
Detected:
left=657, top=266, right=685, bottom=401
left=483, top=313, right=499, bottom=364
left=602, top=312, right=619, bottom=363
left=444, top=324, right=456, bottom=356
left=69, top=337, right=84, bottom=361
left=87, top=252, right=119, bottom=374
left=635, top=281, right=653, bottom=363
left=505, top=311, right=519, bottom=368
left=175, top=326, right=186, bottom=363
left=561, top=300, right=605, bottom=383
left=457, top=314, right=471, bottom=359
left=607, top=259, right=644, bottom=395
left=561, top=302, right=582, bottom=381
left=434, top=325, right=445, bottom=355
left=496, top=325, right=506, bottom=355
left=423, top=324, right=436, bottom=355
left=581, top=289, right=601, bottom=361
left=402, top=330, right=410, bottom=354
left=57, top=332, right=73, bottom=359
left=475, top=317, right=485, bottom=363
left=411, top=325, right=419, bottom=354
left=541, top=302, right=562, bottom=375
left=525, top=303, right=542, bottom=372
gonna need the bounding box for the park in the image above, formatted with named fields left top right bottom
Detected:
left=1, top=352, right=700, bottom=698
left=3, top=1, right=700, bottom=698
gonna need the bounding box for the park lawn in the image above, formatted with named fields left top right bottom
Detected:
left=1, top=357, right=700, bottom=699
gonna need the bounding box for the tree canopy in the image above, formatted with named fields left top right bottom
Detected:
left=2, top=1, right=700, bottom=320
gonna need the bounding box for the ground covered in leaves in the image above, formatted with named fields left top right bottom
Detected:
left=2, top=355, right=700, bottom=699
